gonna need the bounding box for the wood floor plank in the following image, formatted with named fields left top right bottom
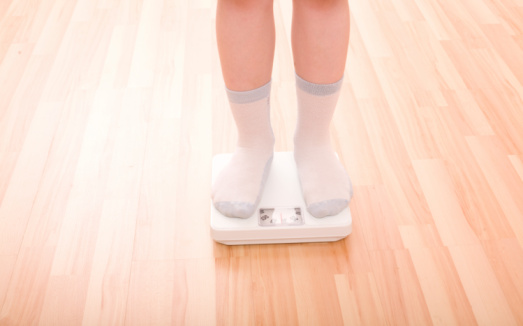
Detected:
left=472, top=88, right=523, bottom=154
left=350, top=0, right=394, bottom=57
left=482, top=239, right=523, bottom=325
left=441, top=90, right=494, bottom=136
left=335, top=273, right=387, bottom=326
left=46, top=90, right=146, bottom=320
left=0, top=54, right=54, bottom=205
left=357, top=97, right=432, bottom=225
left=0, top=255, right=16, bottom=312
left=508, top=155, right=523, bottom=181
left=288, top=244, right=345, bottom=326
left=80, top=199, right=137, bottom=325
left=412, top=159, right=479, bottom=246
left=466, top=136, right=523, bottom=247
left=413, top=0, right=461, bottom=41
left=351, top=185, right=405, bottom=251
left=250, top=246, right=299, bottom=325
left=370, top=250, right=433, bottom=325
left=0, top=101, right=64, bottom=256
left=449, top=244, right=518, bottom=325
left=399, top=224, right=444, bottom=249
left=215, top=257, right=255, bottom=326
left=126, top=259, right=216, bottom=326
left=430, top=100, right=517, bottom=241
left=372, top=57, right=442, bottom=160
left=334, top=83, right=383, bottom=186
left=409, top=246, right=477, bottom=325
left=346, top=22, right=386, bottom=100
left=125, top=260, right=177, bottom=326
left=0, top=246, right=56, bottom=325
left=4, top=89, right=95, bottom=325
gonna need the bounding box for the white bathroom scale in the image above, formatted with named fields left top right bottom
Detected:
left=210, top=152, right=352, bottom=245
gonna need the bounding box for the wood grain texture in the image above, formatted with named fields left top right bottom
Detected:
left=1, top=0, right=523, bottom=324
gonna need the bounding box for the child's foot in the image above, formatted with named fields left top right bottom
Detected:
left=294, top=144, right=352, bottom=218
left=212, top=81, right=274, bottom=218
left=294, top=73, right=352, bottom=218
left=213, top=148, right=273, bottom=218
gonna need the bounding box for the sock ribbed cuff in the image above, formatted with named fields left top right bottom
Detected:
left=295, top=73, right=343, bottom=96
left=226, top=80, right=272, bottom=104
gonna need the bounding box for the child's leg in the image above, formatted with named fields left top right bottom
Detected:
left=213, top=0, right=276, bottom=218
left=216, top=0, right=275, bottom=90
left=291, top=0, right=353, bottom=217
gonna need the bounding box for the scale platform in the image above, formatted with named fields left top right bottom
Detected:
left=210, top=152, right=352, bottom=245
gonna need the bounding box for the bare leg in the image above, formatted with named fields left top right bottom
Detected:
left=216, top=0, right=275, bottom=91
left=213, top=0, right=276, bottom=218
left=292, top=0, right=350, bottom=84
left=291, top=0, right=353, bottom=218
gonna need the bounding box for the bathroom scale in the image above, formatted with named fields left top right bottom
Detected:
left=210, top=152, right=352, bottom=245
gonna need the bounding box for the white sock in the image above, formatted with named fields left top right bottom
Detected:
left=212, top=81, right=274, bottom=218
left=294, top=73, right=353, bottom=218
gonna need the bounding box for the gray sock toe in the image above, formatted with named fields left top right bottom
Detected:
left=308, top=198, right=349, bottom=218
left=215, top=201, right=256, bottom=219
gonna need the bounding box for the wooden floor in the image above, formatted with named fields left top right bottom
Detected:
left=1, top=0, right=523, bottom=324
